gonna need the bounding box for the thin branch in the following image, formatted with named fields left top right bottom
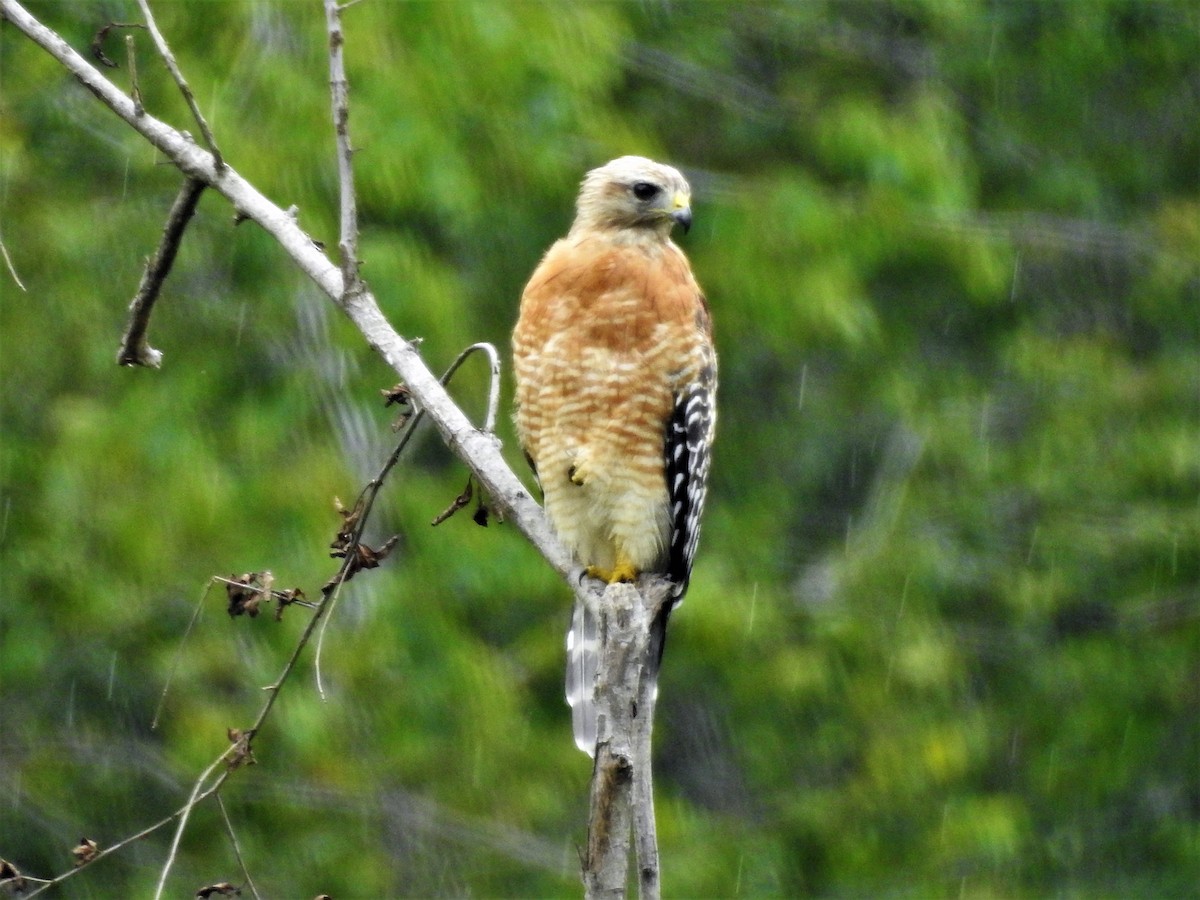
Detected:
left=134, top=0, right=223, bottom=171
left=216, top=792, right=262, bottom=900
left=154, top=546, right=366, bottom=896
left=22, top=434, right=418, bottom=896
left=125, top=33, right=143, bottom=116
left=30, top=512, right=386, bottom=895
left=324, top=0, right=361, bottom=297
left=151, top=576, right=213, bottom=730
left=117, top=177, right=206, bottom=368
left=312, top=568, right=349, bottom=700
left=439, top=342, right=503, bottom=435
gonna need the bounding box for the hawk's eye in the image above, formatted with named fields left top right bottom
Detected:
left=631, top=182, right=660, bottom=201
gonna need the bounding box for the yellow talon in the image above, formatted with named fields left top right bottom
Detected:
left=585, top=558, right=640, bottom=584
left=610, top=559, right=639, bottom=583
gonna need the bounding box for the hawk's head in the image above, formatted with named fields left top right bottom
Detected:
left=572, top=156, right=693, bottom=239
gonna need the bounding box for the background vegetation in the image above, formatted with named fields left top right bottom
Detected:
left=1, top=1, right=1197, bottom=896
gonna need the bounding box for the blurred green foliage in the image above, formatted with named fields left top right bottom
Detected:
left=1, top=1, right=1197, bottom=896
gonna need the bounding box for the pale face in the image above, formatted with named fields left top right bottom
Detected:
left=573, top=156, right=693, bottom=236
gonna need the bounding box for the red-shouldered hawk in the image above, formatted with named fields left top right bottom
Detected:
left=512, top=156, right=717, bottom=755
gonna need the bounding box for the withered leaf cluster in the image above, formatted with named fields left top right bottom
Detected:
left=224, top=728, right=257, bottom=771
left=225, top=572, right=305, bottom=621
left=326, top=497, right=399, bottom=595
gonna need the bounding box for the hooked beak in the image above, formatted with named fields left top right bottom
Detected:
left=670, top=198, right=693, bottom=234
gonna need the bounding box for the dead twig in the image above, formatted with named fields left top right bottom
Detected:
left=89, top=21, right=146, bottom=69
left=117, top=177, right=206, bottom=368
left=125, top=33, right=143, bottom=115
left=216, top=793, right=262, bottom=900
left=153, top=752, right=233, bottom=900
left=432, top=476, right=474, bottom=526
left=135, top=0, right=224, bottom=172
left=324, top=0, right=362, bottom=299
left=439, top=341, right=502, bottom=435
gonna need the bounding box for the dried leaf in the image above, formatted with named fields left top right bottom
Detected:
left=229, top=734, right=260, bottom=768
left=225, top=728, right=256, bottom=771
left=195, top=883, right=241, bottom=898
left=330, top=495, right=367, bottom=555
left=333, top=495, right=359, bottom=529
left=382, top=383, right=411, bottom=407
left=323, top=536, right=399, bottom=596
left=71, top=837, right=99, bottom=867
left=274, top=586, right=306, bottom=621
left=226, top=572, right=267, bottom=618
left=382, top=383, right=414, bottom=430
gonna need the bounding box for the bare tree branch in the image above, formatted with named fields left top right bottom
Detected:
left=153, top=753, right=233, bottom=900
left=0, top=0, right=570, bottom=579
